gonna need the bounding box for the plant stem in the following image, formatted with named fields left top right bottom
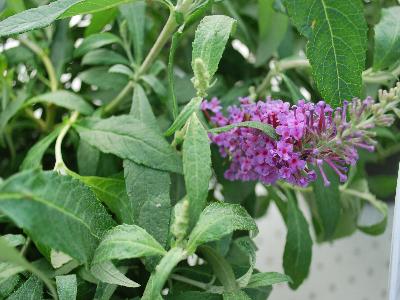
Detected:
left=137, top=13, right=178, bottom=77
left=25, top=108, right=46, bottom=131
left=54, top=111, right=79, bottom=173
left=102, top=81, right=134, bottom=116
left=199, top=245, right=238, bottom=292
left=170, top=274, right=209, bottom=290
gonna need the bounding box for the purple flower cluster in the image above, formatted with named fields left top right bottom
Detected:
left=202, top=96, right=386, bottom=187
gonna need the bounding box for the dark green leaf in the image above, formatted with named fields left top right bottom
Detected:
left=85, top=9, right=117, bottom=36
left=187, top=203, right=258, bottom=253
left=0, top=96, right=25, bottom=134
left=246, top=272, right=292, bottom=288
left=74, top=33, right=122, bottom=58
left=284, top=0, right=367, bottom=106
left=82, top=49, right=129, bottom=66
left=26, top=91, right=94, bottom=115
left=130, top=84, right=158, bottom=127
left=312, top=165, right=341, bottom=241
left=92, top=224, right=166, bottom=266
left=192, top=15, right=237, bottom=79
left=373, top=7, right=400, bottom=70
left=281, top=74, right=304, bottom=102
left=183, top=113, right=212, bottom=228
left=75, top=115, right=182, bottom=173
left=223, top=290, right=252, bottom=300
left=164, top=97, right=202, bottom=136
left=0, top=170, right=115, bottom=265
left=255, top=0, right=288, bottom=66
left=283, top=197, right=312, bottom=289
left=208, top=121, right=278, bottom=140
left=120, top=1, right=146, bottom=63
left=0, top=237, right=56, bottom=298
left=56, top=275, right=77, bottom=300
left=7, top=276, right=43, bottom=300
left=91, top=262, right=139, bottom=288
left=78, top=67, right=128, bottom=91
left=60, top=0, right=137, bottom=18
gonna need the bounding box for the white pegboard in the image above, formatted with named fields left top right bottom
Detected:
left=255, top=202, right=393, bottom=300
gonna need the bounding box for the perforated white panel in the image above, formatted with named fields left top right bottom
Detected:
left=255, top=202, right=393, bottom=300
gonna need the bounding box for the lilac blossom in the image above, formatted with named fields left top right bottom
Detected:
left=202, top=90, right=399, bottom=187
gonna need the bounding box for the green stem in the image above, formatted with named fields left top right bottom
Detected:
left=137, top=12, right=178, bottom=77
left=142, top=247, right=188, bottom=300
left=102, top=81, right=134, bottom=116
left=199, top=245, right=238, bottom=292
left=54, top=111, right=79, bottom=173
left=170, top=274, right=209, bottom=290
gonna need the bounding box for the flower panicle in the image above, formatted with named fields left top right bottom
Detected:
left=202, top=84, right=399, bottom=187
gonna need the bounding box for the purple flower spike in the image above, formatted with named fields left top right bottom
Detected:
left=201, top=94, right=395, bottom=187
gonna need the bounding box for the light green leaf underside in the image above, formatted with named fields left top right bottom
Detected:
left=187, top=203, right=258, bottom=252
left=284, top=0, right=367, bottom=107
left=56, top=275, right=77, bottom=300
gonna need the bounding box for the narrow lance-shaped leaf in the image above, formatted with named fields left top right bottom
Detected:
left=312, top=165, right=341, bottom=241
left=0, top=0, right=139, bottom=37
left=74, top=33, right=123, bottom=58
left=25, top=90, right=94, bottom=115
left=91, top=225, right=166, bottom=288
left=283, top=197, right=313, bottom=289
left=124, top=84, right=172, bottom=248
left=187, top=203, right=258, bottom=253
left=7, top=276, right=43, bottom=300
left=373, top=6, right=400, bottom=71
left=208, top=121, right=278, bottom=140
left=192, top=15, right=237, bottom=80
left=183, top=113, right=212, bottom=229
left=283, top=0, right=367, bottom=106
left=56, top=275, right=77, bottom=300
left=0, top=170, right=115, bottom=265
left=0, top=237, right=56, bottom=298
left=74, top=115, right=182, bottom=174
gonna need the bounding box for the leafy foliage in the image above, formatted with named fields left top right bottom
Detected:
left=0, top=0, right=398, bottom=298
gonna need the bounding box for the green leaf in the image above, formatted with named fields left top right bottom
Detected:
left=223, top=290, right=252, bottom=300
left=373, top=6, right=400, bottom=70
left=255, top=0, right=288, bottom=66
left=51, top=19, right=74, bottom=78
left=0, top=275, right=21, bottom=299
left=142, top=247, right=187, bottom=300
left=183, top=113, right=212, bottom=228
left=7, top=276, right=43, bottom=300
left=26, top=90, right=94, bottom=115
left=94, top=281, right=118, bottom=300
left=312, top=165, right=341, bottom=241
left=164, top=97, right=202, bottom=136
left=56, top=275, right=77, bottom=300
left=75, top=115, right=182, bottom=173
left=187, top=203, right=258, bottom=253
left=85, top=9, right=117, bottom=36
left=0, top=0, right=83, bottom=37
left=167, top=291, right=220, bottom=300
left=0, top=170, right=115, bottom=265
left=192, top=15, right=236, bottom=80
left=283, top=197, right=312, bottom=289
left=60, top=0, right=137, bottom=18
left=168, top=29, right=184, bottom=119
left=92, top=224, right=166, bottom=266
left=91, top=262, right=139, bottom=288
left=82, top=49, right=129, bottom=66
left=74, top=175, right=135, bottom=224
left=0, top=237, right=56, bottom=298
left=142, top=74, right=167, bottom=98
left=130, top=84, right=158, bottom=127
left=0, top=96, right=25, bottom=134
left=283, top=0, right=367, bottom=106
left=124, top=161, right=172, bottom=247
left=74, top=33, right=122, bottom=58
left=20, top=126, right=62, bottom=170
left=2, top=234, right=25, bottom=248
left=109, top=64, right=134, bottom=78
left=281, top=74, right=304, bottom=103
left=208, top=121, right=278, bottom=140
left=120, top=1, right=146, bottom=63
left=246, top=272, right=292, bottom=288
left=78, top=67, right=128, bottom=91
left=91, top=224, right=166, bottom=288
